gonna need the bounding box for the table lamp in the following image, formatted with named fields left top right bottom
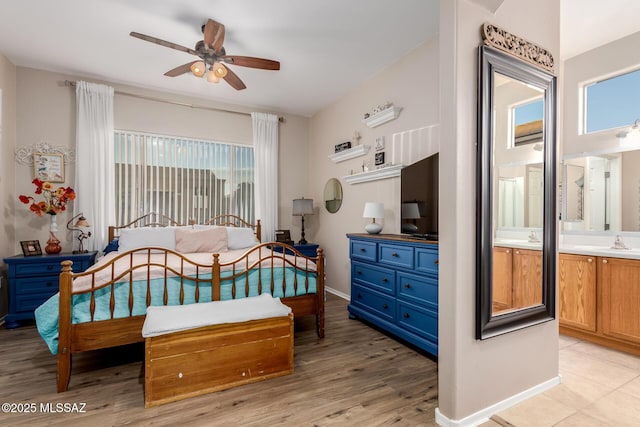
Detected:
left=363, top=202, right=384, bottom=234
left=66, top=213, right=92, bottom=253
left=292, top=197, right=314, bottom=244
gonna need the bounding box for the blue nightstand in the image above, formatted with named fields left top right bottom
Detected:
left=273, top=243, right=319, bottom=258
left=4, top=251, right=97, bottom=328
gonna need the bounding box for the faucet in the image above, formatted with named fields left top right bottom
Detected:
left=613, top=235, right=629, bottom=250
left=528, top=230, right=540, bottom=243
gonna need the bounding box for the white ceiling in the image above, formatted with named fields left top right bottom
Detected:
left=0, top=1, right=638, bottom=117
left=0, top=0, right=438, bottom=117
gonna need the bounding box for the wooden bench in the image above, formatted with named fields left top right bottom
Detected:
left=143, top=297, right=294, bottom=408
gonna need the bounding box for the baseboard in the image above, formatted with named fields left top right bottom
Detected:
left=434, top=375, right=562, bottom=427
left=325, top=286, right=349, bottom=301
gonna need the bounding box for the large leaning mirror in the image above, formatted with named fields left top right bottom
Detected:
left=476, top=44, right=557, bottom=339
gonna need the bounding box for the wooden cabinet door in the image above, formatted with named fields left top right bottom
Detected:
left=512, top=248, right=542, bottom=309
left=492, top=247, right=513, bottom=314
left=558, top=253, right=596, bottom=331
left=601, top=257, right=640, bottom=344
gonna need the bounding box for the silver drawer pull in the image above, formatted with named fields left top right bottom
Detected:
left=403, top=312, right=410, bottom=318
left=404, top=283, right=411, bottom=289
left=357, top=293, right=362, bottom=298
left=383, top=304, right=388, bottom=309
left=360, top=248, right=366, bottom=252
left=382, top=278, right=388, bottom=283
left=434, top=260, right=439, bottom=265
left=357, top=270, right=362, bottom=275
left=392, top=252, right=399, bottom=257
left=47, top=265, right=53, bottom=270
left=46, top=282, right=54, bottom=287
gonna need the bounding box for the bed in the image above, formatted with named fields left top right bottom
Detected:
left=33, top=213, right=324, bottom=393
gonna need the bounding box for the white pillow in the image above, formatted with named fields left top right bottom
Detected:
left=117, top=227, right=176, bottom=252
left=226, top=227, right=258, bottom=250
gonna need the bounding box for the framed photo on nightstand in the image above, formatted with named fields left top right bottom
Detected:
left=20, top=240, right=42, bottom=256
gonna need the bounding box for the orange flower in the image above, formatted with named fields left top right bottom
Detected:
left=19, top=179, right=76, bottom=216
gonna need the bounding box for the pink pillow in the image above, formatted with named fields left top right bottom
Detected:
left=175, top=227, right=228, bottom=253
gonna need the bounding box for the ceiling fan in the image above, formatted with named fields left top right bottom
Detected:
left=130, top=18, right=280, bottom=90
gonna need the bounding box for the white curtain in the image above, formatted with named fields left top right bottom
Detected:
left=252, top=112, right=279, bottom=242
left=75, top=81, right=115, bottom=252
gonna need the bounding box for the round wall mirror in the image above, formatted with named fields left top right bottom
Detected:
left=323, top=178, right=343, bottom=213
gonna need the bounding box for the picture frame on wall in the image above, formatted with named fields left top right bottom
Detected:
left=33, top=152, right=64, bottom=183
left=20, top=240, right=42, bottom=257
left=375, top=151, right=385, bottom=166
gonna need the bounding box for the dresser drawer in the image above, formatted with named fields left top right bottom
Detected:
left=415, top=247, right=439, bottom=276
left=14, top=276, right=59, bottom=295
left=397, top=301, right=438, bottom=343
left=352, top=261, right=395, bottom=295
left=379, top=243, right=414, bottom=269
left=350, top=240, right=377, bottom=262
left=352, top=284, right=395, bottom=322
left=397, top=271, right=438, bottom=311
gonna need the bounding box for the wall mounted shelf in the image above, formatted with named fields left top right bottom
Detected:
left=362, top=106, right=402, bottom=128
left=328, top=144, right=370, bottom=163
left=343, top=164, right=403, bottom=184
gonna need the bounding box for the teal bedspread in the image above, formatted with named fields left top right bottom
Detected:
left=35, top=267, right=316, bottom=354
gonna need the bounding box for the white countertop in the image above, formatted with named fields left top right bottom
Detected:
left=494, top=239, right=640, bottom=260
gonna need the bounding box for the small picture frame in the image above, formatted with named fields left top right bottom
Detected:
left=275, top=229, right=293, bottom=245
left=21, top=240, right=42, bottom=257
left=375, top=151, right=385, bottom=166
left=33, top=152, right=65, bottom=183
left=334, top=141, right=352, bottom=153
left=375, top=136, right=385, bottom=151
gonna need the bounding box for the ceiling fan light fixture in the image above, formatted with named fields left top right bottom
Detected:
left=190, top=61, right=206, bottom=77
left=213, top=63, right=228, bottom=78
left=206, top=69, right=220, bottom=83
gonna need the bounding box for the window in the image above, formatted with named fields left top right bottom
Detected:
left=114, top=131, right=254, bottom=226
left=584, top=68, right=640, bottom=133
left=512, top=98, right=544, bottom=146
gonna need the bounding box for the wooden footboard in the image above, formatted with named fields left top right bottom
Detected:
left=56, top=244, right=324, bottom=393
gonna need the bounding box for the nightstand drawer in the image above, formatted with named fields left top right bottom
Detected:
left=379, top=243, right=414, bottom=269
left=352, top=261, right=395, bottom=295
left=397, top=301, right=438, bottom=343
left=397, top=271, right=438, bottom=311
left=350, top=240, right=377, bottom=262
left=15, top=262, right=63, bottom=276
left=415, top=247, right=439, bottom=276
left=14, top=276, right=59, bottom=294
left=16, top=293, right=56, bottom=313
left=352, top=284, right=395, bottom=322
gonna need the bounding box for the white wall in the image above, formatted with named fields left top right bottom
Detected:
left=13, top=67, right=309, bottom=252
left=308, top=39, right=440, bottom=297
left=437, top=0, right=560, bottom=422
left=0, top=53, right=16, bottom=261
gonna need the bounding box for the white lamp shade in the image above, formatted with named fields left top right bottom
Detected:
left=401, top=202, right=420, bottom=219
left=293, top=198, right=314, bottom=216
left=362, top=202, right=384, bottom=219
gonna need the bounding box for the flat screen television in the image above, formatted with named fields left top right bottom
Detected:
left=400, top=153, right=439, bottom=240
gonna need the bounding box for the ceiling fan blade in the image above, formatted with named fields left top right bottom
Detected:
left=221, top=56, right=280, bottom=70
left=130, top=32, right=197, bottom=55
left=222, top=67, right=247, bottom=90
left=164, top=61, right=198, bottom=77
left=203, top=19, right=225, bottom=53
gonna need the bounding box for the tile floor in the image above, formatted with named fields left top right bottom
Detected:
left=481, top=335, right=640, bottom=427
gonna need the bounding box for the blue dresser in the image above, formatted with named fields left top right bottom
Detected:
left=4, top=251, right=97, bottom=328
left=347, top=234, right=438, bottom=357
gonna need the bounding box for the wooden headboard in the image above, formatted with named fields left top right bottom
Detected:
left=108, top=213, right=262, bottom=243
left=108, top=213, right=182, bottom=242
left=204, top=214, right=262, bottom=242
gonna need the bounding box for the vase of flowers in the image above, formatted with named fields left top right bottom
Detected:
left=19, top=179, right=76, bottom=254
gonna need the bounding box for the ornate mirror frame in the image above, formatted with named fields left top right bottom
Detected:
left=476, top=39, right=557, bottom=339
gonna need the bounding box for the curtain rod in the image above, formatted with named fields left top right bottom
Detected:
left=64, top=80, right=283, bottom=122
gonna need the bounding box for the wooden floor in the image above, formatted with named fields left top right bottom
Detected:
left=0, top=293, right=439, bottom=426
